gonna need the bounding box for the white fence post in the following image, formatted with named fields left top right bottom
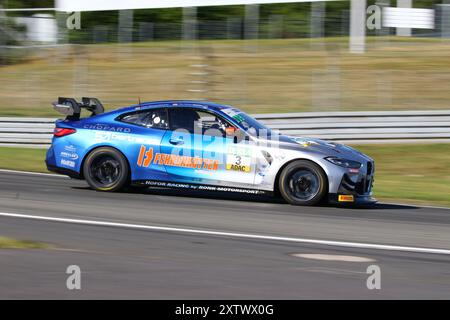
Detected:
left=245, top=4, right=259, bottom=52
left=397, top=0, right=413, bottom=36
left=350, top=0, right=367, bottom=54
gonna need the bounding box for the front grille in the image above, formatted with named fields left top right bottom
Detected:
left=355, top=176, right=372, bottom=195
left=340, top=173, right=373, bottom=195
left=355, top=179, right=365, bottom=194
left=367, top=161, right=373, bottom=175
left=339, top=160, right=374, bottom=196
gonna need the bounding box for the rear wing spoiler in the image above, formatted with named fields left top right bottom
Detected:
left=52, top=97, right=105, bottom=120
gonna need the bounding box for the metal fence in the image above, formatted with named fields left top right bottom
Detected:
left=1, top=110, right=449, bottom=148
left=3, top=6, right=450, bottom=115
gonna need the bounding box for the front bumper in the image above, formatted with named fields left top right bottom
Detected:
left=328, top=193, right=377, bottom=206
left=329, top=160, right=376, bottom=206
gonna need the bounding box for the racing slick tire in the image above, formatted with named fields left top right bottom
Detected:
left=278, top=160, right=327, bottom=206
left=83, top=147, right=130, bottom=192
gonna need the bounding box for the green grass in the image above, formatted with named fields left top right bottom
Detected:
left=0, top=237, right=51, bottom=249
left=2, top=37, right=450, bottom=117
left=0, top=143, right=449, bottom=207
left=0, top=147, right=47, bottom=172
left=355, top=143, right=450, bottom=207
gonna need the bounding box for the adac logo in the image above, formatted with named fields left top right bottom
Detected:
left=228, top=164, right=249, bottom=172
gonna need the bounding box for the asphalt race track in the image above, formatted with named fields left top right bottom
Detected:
left=0, top=170, right=450, bottom=299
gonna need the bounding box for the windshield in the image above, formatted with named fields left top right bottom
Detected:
left=220, top=108, right=272, bottom=137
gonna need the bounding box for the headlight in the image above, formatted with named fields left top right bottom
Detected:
left=325, top=157, right=361, bottom=169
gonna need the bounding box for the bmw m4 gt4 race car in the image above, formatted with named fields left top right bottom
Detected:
left=46, top=97, right=376, bottom=206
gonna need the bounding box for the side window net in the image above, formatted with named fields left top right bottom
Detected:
left=119, top=109, right=168, bottom=129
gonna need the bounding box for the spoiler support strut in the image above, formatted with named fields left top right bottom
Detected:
left=52, top=97, right=105, bottom=120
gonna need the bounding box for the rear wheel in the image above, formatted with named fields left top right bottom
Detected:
left=83, top=147, right=129, bottom=192
left=278, top=160, right=327, bottom=206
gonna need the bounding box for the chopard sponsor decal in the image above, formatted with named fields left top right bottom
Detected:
left=84, top=124, right=131, bottom=133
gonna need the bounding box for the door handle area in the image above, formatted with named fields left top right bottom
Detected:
left=169, top=138, right=184, bottom=145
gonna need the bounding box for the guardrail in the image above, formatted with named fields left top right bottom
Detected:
left=256, top=110, right=450, bottom=144
left=1, top=110, right=450, bottom=148
left=0, top=117, right=55, bottom=148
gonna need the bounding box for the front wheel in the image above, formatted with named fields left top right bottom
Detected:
left=83, top=147, right=129, bottom=192
left=278, top=160, right=327, bottom=206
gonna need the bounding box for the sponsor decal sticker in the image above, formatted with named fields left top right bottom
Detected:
left=61, top=159, right=76, bottom=168
left=232, top=114, right=246, bottom=123
left=94, top=131, right=156, bottom=145
left=142, top=180, right=267, bottom=195
left=292, top=137, right=317, bottom=148
left=137, top=145, right=219, bottom=171
left=60, top=151, right=79, bottom=160
left=64, top=145, right=77, bottom=153
left=94, top=131, right=112, bottom=142
left=226, top=145, right=252, bottom=172
left=60, top=144, right=79, bottom=161
left=338, top=195, right=355, bottom=202
left=60, top=145, right=79, bottom=161
left=84, top=124, right=131, bottom=133
left=221, top=108, right=241, bottom=118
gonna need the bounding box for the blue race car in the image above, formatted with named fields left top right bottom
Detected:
left=46, top=97, right=376, bottom=206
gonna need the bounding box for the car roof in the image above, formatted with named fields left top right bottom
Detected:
left=116, top=100, right=233, bottom=114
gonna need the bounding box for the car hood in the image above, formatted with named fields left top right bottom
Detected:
left=258, top=134, right=373, bottom=162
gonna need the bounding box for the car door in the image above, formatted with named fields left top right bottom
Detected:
left=116, top=107, right=169, bottom=183
left=160, top=107, right=256, bottom=188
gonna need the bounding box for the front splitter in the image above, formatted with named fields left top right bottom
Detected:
left=328, top=193, right=377, bottom=207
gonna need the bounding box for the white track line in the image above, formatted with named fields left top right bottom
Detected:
left=1, top=211, right=450, bottom=256
left=0, top=169, right=66, bottom=178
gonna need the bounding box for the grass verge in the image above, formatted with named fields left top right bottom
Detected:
left=354, top=143, right=450, bottom=207
left=0, top=237, right=51, bottom=249
left=0, top=147, right=47, bottom=172
left=0, top=143, right=449, bottom=207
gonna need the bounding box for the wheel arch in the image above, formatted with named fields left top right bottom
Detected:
left=273, top=158, right=329, bottom=197
left=80, top=145, right=132, bottom=181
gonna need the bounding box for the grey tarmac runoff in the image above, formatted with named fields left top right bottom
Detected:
left=0, top=170, right=450, bottom=299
